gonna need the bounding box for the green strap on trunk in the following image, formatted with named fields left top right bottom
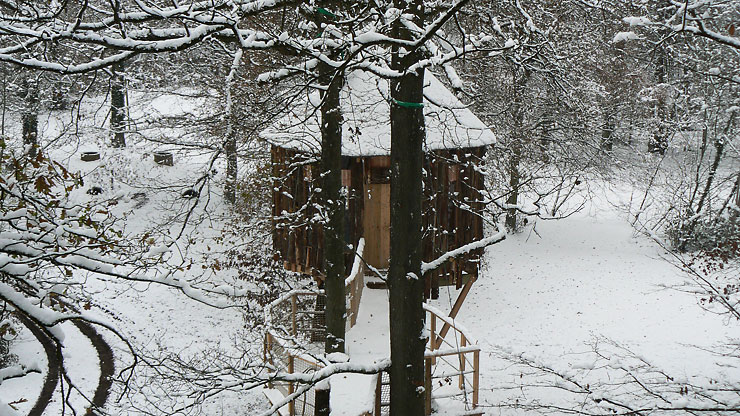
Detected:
left=316, top=7, right=337, bottom=19
left=392, top=99, right=425, bottom=109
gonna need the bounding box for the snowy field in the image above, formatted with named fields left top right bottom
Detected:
left=2, top=92, right=739, bottom=415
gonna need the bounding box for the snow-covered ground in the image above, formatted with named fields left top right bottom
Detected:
left=448, top=198, right=740, bottom=413
left=3, top=91, right=740, bottom=415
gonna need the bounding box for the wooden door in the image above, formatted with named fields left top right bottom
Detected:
left=363, top=182, right=391, bottom=269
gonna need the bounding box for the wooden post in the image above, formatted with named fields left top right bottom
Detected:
left=425, top=357, right=432, bottom=416
left=429, top=313, right=437, bottom=365
left=375, top=373, right=382, bottom=416
left=459, top=336, right=466, bottom=390
left=265, top=333, right=273, bottom=389
left=473, top=350, right=479, bottom=408
left=288, top=355, right=295, bottom=416
left=291, top=294, right=298, bottom=336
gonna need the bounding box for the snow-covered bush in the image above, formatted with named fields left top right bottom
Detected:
left=666, top=213, right=740, bottom=253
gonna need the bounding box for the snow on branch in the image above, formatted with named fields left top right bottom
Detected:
left=421, top=229, right=506, bottom=274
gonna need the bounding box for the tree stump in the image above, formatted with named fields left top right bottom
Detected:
left=153, top=151, right=174, bottom=166
left=80, top=151, right=100, bottom=162
left=181, top=189, right=199, bottom=199
left=86, top=186, right=103, bottom=195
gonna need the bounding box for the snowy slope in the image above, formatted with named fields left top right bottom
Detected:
left=439, top=195, right=740, bottom=413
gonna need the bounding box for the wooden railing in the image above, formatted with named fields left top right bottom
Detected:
left=264, top=330, right=326, bottom=415
left=264, top=289, right=327, bottom=415
left=424, top=304, right=480, bottom=415
left=263, top=239, right=367, bottom=415
left=375, top=305, right=481, bottom=416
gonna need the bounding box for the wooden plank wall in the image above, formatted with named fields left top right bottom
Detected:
left=422, top=147, right=486, bottom=299
left=272, top=146, right=323, bottom=277
left=272, top=145, right=486, bottom=295
left=272, top=147, right=365, bottom=279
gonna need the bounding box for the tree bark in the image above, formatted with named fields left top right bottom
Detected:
left=389, top=0, right=426, bottom=414
left=224, top=130, right=237, bottom=204
left=506, top=140, right=521, bottom=231
left=110, top=61, right=126, bottom=148
left=696, top=114, right=734, bottom=215
left=319, top=59, right=346, bottom=354
left=505, top=69, right=529, bottom=232
left=21, top=76, right=39, bottom=158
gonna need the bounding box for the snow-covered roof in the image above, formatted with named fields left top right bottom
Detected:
left=260, top=70, right=496, bottom=157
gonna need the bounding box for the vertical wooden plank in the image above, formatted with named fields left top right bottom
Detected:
left=473, top=350, right=480, bottom=408
left=459, top=335, right=466, bottom=390
left=351, top=158, right=365, bottom=243
left=425, top=357, right=432, bottom=416
left=430, top=313, right=437, bottom=365
left=454, top=166, right=463, bottom=289
left=265, top=332, right=274, bottom=389
left=375, top=373, right=382, bottom=416
left=363, top=181, right=391, bottom=269
left=291, top=294, right=298, bottom=336
left=363, top=183, right=377, bottom=268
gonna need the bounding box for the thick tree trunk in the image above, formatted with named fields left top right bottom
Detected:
left=110, top=61, right=126, bottom=148
left=319, top=59, right=346, bottom=354
left=21, top=77, right=39, bottom=158
left=388, top=1, right=426, bottom=414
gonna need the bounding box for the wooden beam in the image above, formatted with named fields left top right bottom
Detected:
left=434, top=275, right=476, bottom=349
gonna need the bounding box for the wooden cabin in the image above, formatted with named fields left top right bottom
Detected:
left=261, top=71, right=496, bottom=299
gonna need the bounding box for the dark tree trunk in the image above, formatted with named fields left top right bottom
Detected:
left=505, top=141, right=521, bottom=231
left=649, top=49, right=671, bottom=155
left=110, top=61, right=126, bottom=148
left=2, top=69, right=8, bottom=137
left=506, top=69, right=528, bottom=232
left=688, top=113, right=709, bottom=208
left=388, top=0, right=426, bottom=414
left=21, top=77, right=39, bottom=158
left=319, top=59, right=346, bottom=354
left=696, top=114, right=734, bottom=215
left=224, top=131, right=237, bottom=203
